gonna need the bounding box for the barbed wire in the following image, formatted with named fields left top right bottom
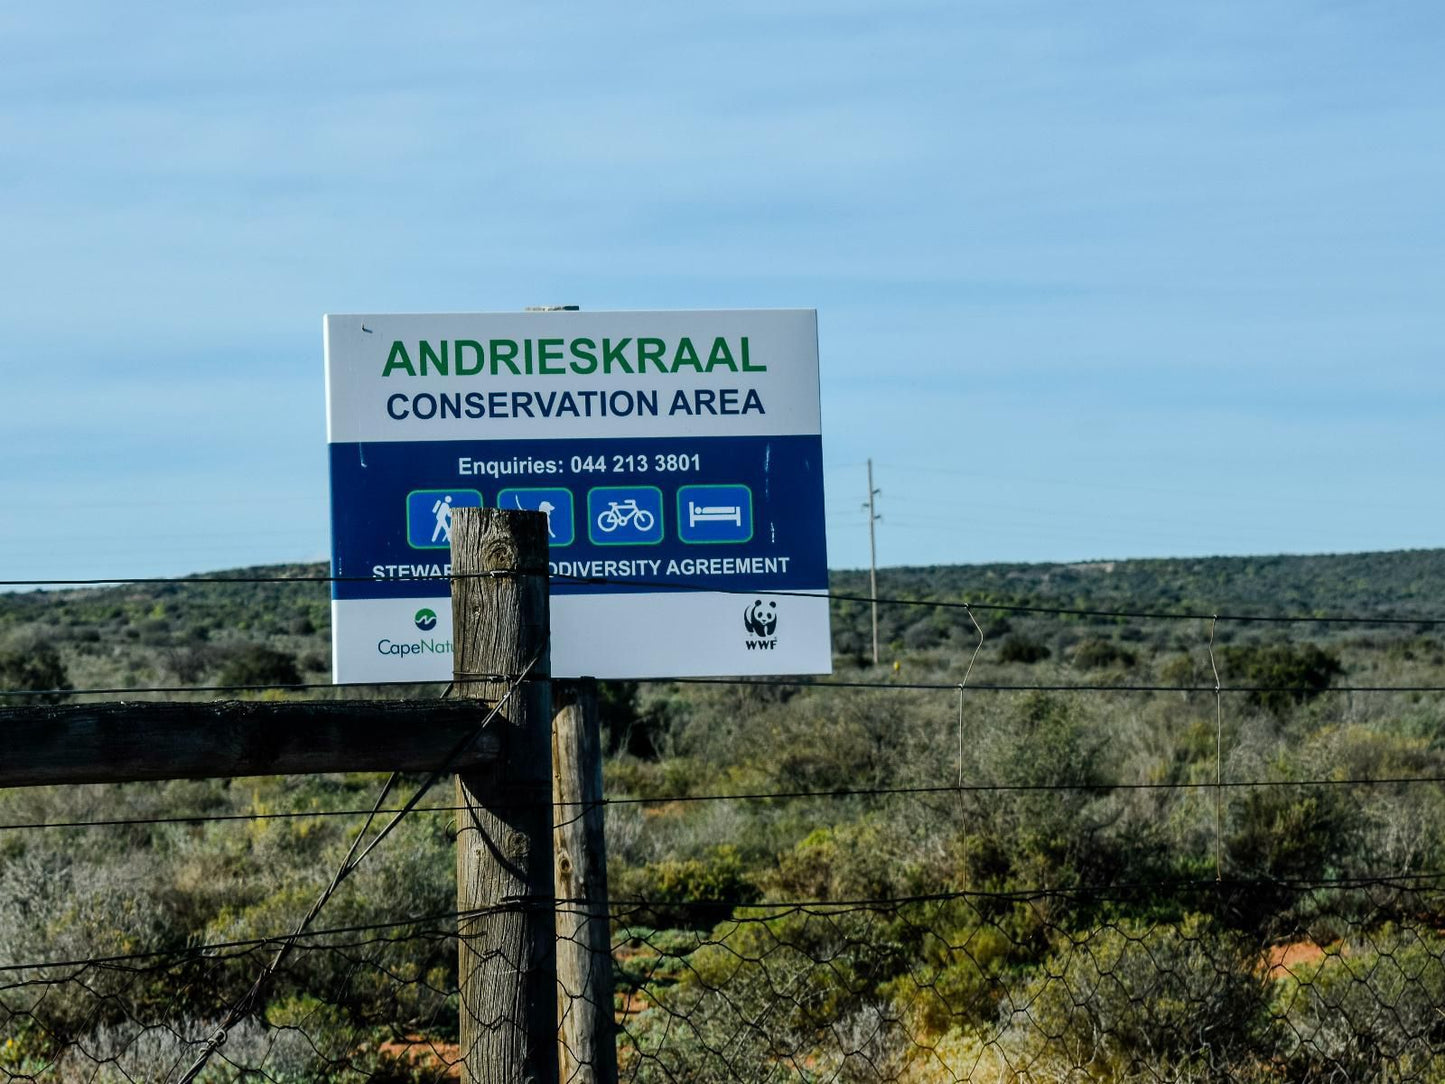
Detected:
left=4, top=570, right=1443, bottom=626
left=3, top=769, right=1445, bottom=836
left=5, top=676, right=1444, bottom=700
left=0, top=909, right=467, bottom=978
left=555, top=574, right=1445, bottom=626
left=0, top=873, right=1439, bottom=978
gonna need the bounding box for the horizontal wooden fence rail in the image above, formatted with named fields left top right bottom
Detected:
left=0, top=699, right=502, bottom=787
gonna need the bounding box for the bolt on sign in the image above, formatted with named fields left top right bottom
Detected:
left=324, top=309, right=831, bottom=680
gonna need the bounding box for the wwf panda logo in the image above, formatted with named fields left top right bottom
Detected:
left=743, top=599, right=778, bottom=637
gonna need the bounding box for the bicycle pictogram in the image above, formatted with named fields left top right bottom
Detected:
left=587, top=486, right=664, bottom=545
left=596, top=498, right=656, bottom=533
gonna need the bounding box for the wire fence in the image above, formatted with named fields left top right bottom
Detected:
left=612, top=878, right=1445, bottom=1083
left=1, top=572, right=1443, bottom=1080
left=4, top=882, right=1444, bottom=1082
left=4, top=570, right=1444, bottom=626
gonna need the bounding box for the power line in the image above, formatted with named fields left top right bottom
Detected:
left=865, top=458, right=882, bottom=665
left=0, top=678, right=451, bottom=699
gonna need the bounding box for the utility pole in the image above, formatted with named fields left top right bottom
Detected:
left=865, top=459, right=881, bottom=665
left=526, top=303, right=617, bottom=1083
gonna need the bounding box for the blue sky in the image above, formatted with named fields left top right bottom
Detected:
left=2, top=1, right=1442, bottom=580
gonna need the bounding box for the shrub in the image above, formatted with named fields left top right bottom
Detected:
left=1158, top=652, right=1202, bottom=688
left=1233, top=789, right=1356, bottom=878
left=216, top=645, right=301, bottom=689
left=601, top=680, right=670, bottom=759
left=0, top=641, right=71, bottom=703
left=766, top=822, right=927, bottom=903
left=1001, top=914, right=1272, bottom=1078
left=998, top=636, right=1050, bottom=664
left=1274, top=929, right=1445, bottom=1079
left=299, top=651, right=330, bottom=673
left=161, top=645, right=213, bottom=684
left=612, top=845, right=757, bottom=929
left=880, top=903, right=1019, bottom=1032
left=1072, top=637, right=1137, bottom=670
left=631, top=905, right=907, bottom=1082
left=966, top=693, right=1114, bottom=886
left=902, top=617, right=944, bottom=651
left=1221, top=642, right=1343, bottom=715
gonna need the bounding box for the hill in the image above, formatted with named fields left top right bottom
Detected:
left=2, top=548, right=1442, bottom=696
left=830, top=548, right=1445, bottom=663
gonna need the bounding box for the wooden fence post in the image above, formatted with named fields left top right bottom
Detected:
left=552, top=679, right=618, bottom=1084
left=452, top=508, right=558, bottom=1084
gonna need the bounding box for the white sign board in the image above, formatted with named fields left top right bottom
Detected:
left=324, top=309, right=830, bottom=681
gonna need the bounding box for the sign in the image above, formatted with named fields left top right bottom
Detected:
left=324, top=309, right=830, bottom=681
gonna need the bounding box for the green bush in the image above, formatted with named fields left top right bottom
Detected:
left=628, top=905, right=908, bottom=1082
left=1223, top=788, right=1361, bottom=930
left=612, top=845, right=757, bottom=929
left=1001, top=914, right=1272, bottom=1078
left=216, top=645, right=301, bottom=689
left=0, top=641, right=70, bottom=703
left=1158, top=652, right=1203, bottom=688
left=1072, top=637, right=1137, bottom=670
left=879, top=900, right=1022, bottom=1033
left=1275, top=929, right=1445, bottom=1080
left=1221, top=642, right=1343, bottom=715
left=964, top=693, right=1117, bottom=888
left=601, top=680, right=670, bottom=759
left=766, top=821, right=929, bottom=902
left=998, top=635, right=1051, bottom=664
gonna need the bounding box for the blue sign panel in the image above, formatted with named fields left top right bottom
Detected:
left=328, top=435, right=825, bottom=598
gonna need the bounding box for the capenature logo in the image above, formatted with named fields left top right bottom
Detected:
left=414, top=608, right=438, bottom=631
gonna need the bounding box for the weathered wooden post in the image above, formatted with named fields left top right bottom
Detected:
left=552, top=679, right=618, bottom=1084
left=452, top=508, right=558, bottom=1083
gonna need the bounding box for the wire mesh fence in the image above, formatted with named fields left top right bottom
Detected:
left=611, top=878, right=1445, bottom=1083
left=2, top=879, right=1444, bottom=1082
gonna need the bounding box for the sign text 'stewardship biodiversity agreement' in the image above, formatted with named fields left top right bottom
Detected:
left=324, top=309, right=831, bottom=681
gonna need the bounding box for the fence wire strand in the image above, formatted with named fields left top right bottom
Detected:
left=4, top=570, right=1443, bottom=626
